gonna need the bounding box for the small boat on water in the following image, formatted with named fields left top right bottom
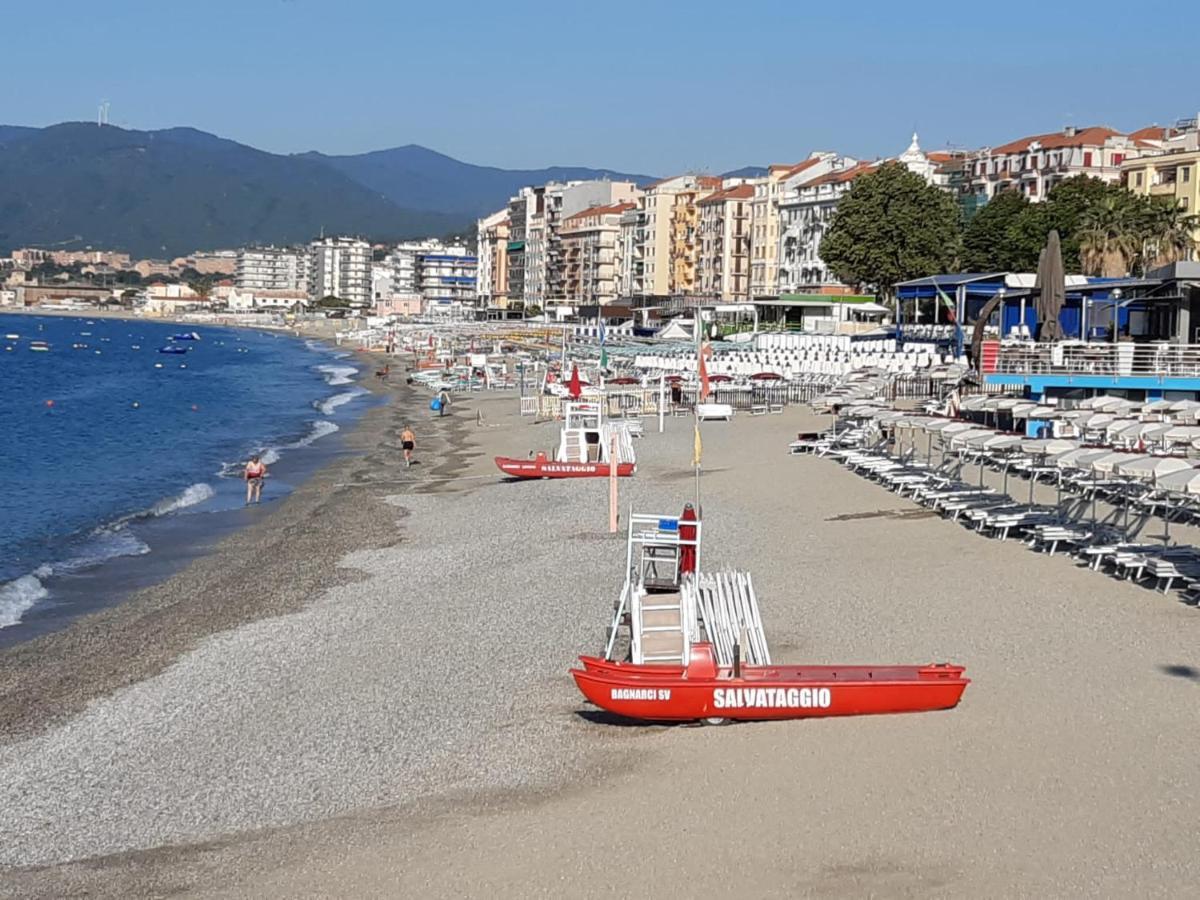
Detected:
left=158, top=345, right=189, bottom=354
left=29, top=341, right=49, bottom=352
left=5, top=333, right=20, bottom=340
left=572, top=645, right=969, bottom=723
left=495, top=400, right=637, bottom=479
left=171, top=332, right=201, bottom=341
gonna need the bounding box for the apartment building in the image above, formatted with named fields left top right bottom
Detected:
left=309, top=236, right=372, bottom=306
left=749, top=163, right=825, bottom=299
left=965, top=126, right=1144, bottom=204
left=632, top=175, right=716, bottom=300
left=236, top=246, right=309, bottom=293
left=696, top=183, right=754, bottom=301
left=506, top=188, right=533, bottom=306
left=418, top=245, right=477, bottom=316
left=560, top=202, right=636, bottom=305
left=475, top=209, right=510, bottom=308
left=669, top=177, right=722, bottom=296
left=776, top=158, right=871, bottom=293
left=1123, top=147, right=1200, bottom=260
left=617, top=205, right=644, bottom=299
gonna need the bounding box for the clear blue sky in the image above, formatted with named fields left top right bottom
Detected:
left=4, top=0, right=1197, bottom=175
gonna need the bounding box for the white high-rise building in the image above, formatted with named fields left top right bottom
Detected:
left=308, top=237, right=372, bottom=306
left=236, top=246, right=309, bottom=293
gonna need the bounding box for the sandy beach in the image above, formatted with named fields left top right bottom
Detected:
left=3, top=362, right=1200, bottom=897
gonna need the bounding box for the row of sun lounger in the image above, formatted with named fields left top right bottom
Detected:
left=794, top=425, right=1200, bottom=604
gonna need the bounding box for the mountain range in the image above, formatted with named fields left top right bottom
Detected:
left=0, top=123, right=655, bottom=258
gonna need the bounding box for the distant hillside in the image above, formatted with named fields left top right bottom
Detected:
left=303, top=145, right=656, bottom=217
left=721, top=166, right=768, bottom=178
left=0, top=124, right=465, bottom=257
left=0, top=123, right=661, bottom=256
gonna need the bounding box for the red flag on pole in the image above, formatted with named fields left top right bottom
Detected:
left=698, top=342, right=711, bottom=401
left=568, top=364, right=582, bottom=399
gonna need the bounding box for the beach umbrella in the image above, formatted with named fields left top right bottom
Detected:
left=1169, top=399, right=1200, bottom=412
left=607, top=375, right=638, bottom=385
left=1035, top=230, right=1066, bottom=342
left=750, top=372, right=783, bottom=381
left=567, top=364, right=582, bottom=399
left=708, top=374, right=734, bottom=383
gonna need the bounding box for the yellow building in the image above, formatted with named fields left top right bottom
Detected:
left=669, top=177, right=721, bottom=295
left=1122, top=149, right=1200, bottom=260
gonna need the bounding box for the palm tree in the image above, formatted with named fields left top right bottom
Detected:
left=1140, top=197, right=1200, bottom=270
left=1078, top=195, right=1142, bottom=277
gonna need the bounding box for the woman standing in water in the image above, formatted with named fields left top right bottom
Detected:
left=244, top=454, right=267, bottom=504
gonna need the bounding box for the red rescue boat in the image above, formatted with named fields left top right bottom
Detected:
left=572, top=643, right=968, bottom=723
left=495, top=451, right=635, bottom=479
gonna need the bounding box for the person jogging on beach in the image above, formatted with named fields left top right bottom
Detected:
left=400, top=425, right=416, bottom=467
left=244, top=454, right=267, bottom=504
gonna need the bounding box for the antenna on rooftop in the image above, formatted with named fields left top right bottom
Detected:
left=97, top=100, right=110, bottom=127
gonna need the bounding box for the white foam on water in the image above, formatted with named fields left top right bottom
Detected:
left=149, top=483, right=215, bottom=517
left=316, top=364, right=357, bottom=387
left=0, top=575, right=49, bottom=629
left=288, top=419, right=340, bottom=447
left=0, top=527, right=151, bottom=629
left=316, top=389, right=366, bottom=416
left=258, top=448, right=281, bottom=466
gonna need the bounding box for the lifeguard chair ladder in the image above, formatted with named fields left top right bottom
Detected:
left=604, top=510, right=702, bottom=664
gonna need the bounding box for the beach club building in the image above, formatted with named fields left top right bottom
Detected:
left=896, top=265, right=1200, bottom=416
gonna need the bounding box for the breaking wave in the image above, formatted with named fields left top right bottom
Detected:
left=316, top=389, right=365, bottom=416
left=148, top=483, right=215, bottom=517
left=316, top=364, right=357, bottom=387
left=287, top=419, right=340, bottom=447
left=0, top=527, right=151, bottom=629
left=0, top=575, right=49, bottom=629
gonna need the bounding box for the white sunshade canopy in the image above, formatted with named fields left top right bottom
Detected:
left=1079, top=413, right=1115, bottom=430
left=1139, top=424, right=1174, bottom=441
left=961, top=431, right=1005, bottom=449
left=921, top=418, right=957, bottom=432
left=1115, top=456, right=1194, bottom=481
left=983, top=434, right=1027, bottom=451
left=1157, top=466, right=1200, bottom=494
left=961, top=396, right=991, bottom=411
left=1142, top=399, right=1174, bottom=412
left=1169, top=399, right=1200, bottom=412
left=1109, top=420, right=1152, bottom=439
left=1164, top=425, right=1200, bottom=442
left=1021, top=438, right=1079, bottom=456
left=930, top=421, right=977, bottom=436
left=994, top=398, right=1024, bottom=410
left=1090, top=451, right=1144, bottom=474
left=949, top=428, right=998, bottom=448
left=1055, top=448, right=1117, bottom=469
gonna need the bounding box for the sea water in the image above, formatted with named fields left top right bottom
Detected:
left=0, top=316, right=368, bottom=630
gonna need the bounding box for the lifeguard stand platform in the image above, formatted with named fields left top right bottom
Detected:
left=604, top=509, right=770, bottom=666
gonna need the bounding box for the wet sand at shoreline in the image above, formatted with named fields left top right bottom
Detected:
left=3, top=377, right=1200, bottom=897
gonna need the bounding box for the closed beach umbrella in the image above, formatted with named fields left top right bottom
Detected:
left=567, top=364, right=582, bottom=399
left=1035, top=230, right=1066, bottom=342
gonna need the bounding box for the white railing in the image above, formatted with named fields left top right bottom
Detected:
left=992, top=342, right=1200, bottom=380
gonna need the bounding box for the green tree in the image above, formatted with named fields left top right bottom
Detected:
left=961, top=189, right=1037, bottom=271
left=316, top=294, right=350, bottom=308
left=1077, top=194, right=1144, bottom=277
left=1139, top=197, right=1199, bottom=271
left=819, top=162, right=961, bottom=297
